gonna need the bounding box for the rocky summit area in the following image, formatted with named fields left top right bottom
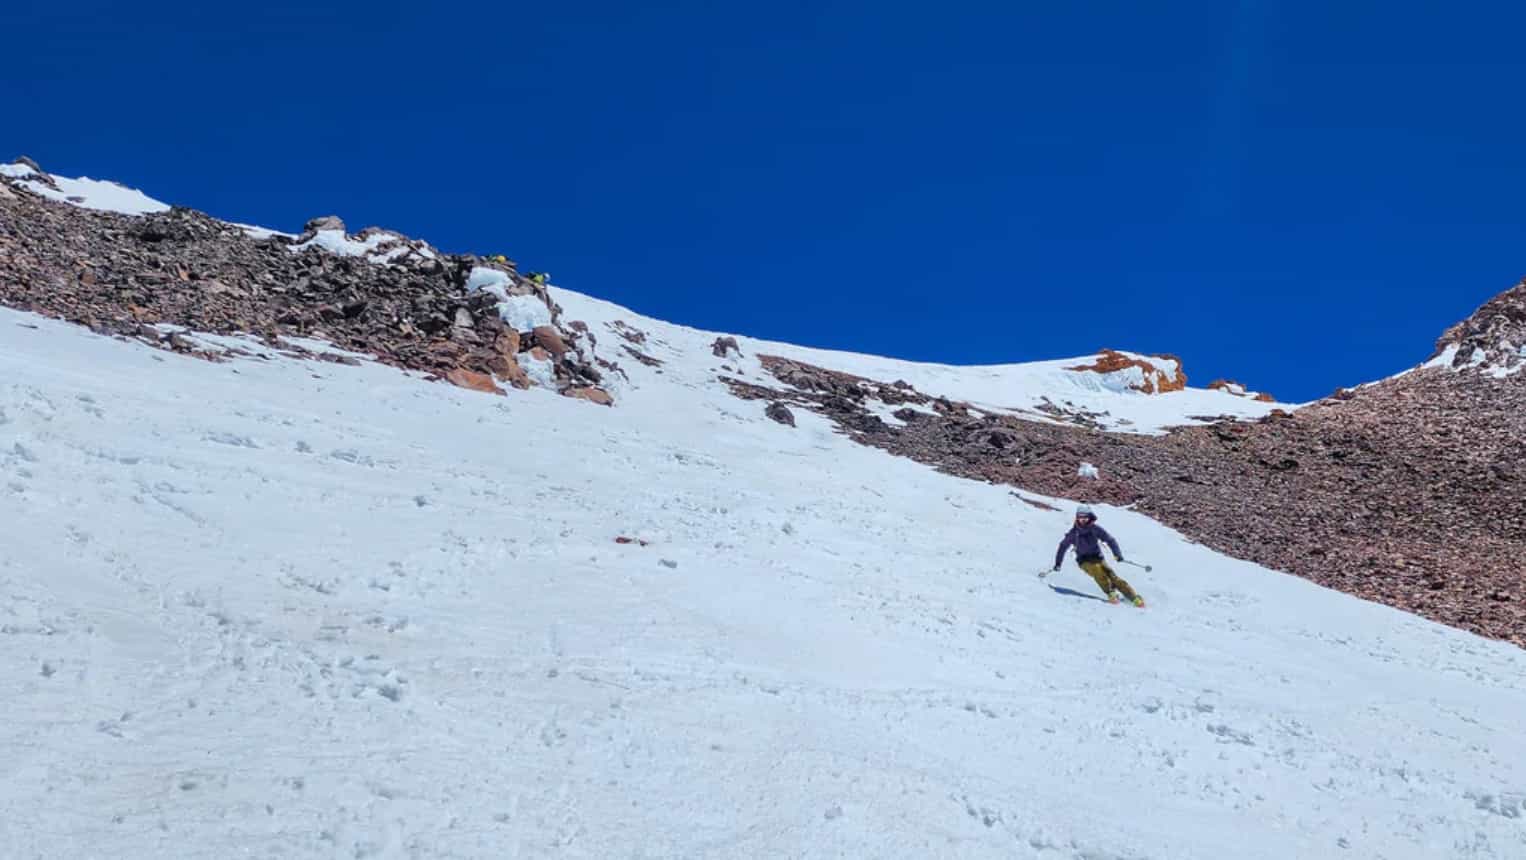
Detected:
left=0, top=157, right=618, bottom=405
left=726, top=287, right=1526, bottom=647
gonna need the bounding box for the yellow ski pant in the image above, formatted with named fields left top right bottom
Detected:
left=1078, top=559, right=1138, bottom=602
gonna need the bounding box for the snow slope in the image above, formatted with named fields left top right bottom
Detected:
left=555, top=288, right=1280, bottom=434
left=0, top=162, right=171, bottom=216
left=3, top=302, right=1524, bottom=859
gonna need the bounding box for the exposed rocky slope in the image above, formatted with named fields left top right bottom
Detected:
left=0, top=158, right=617, bottom=403
left=724, top=287, right=1526, bottom=647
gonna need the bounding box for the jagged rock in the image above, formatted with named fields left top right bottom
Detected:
left=610, top=320, right=647, bottom=344
left=622, top=345, right=663, bottom=367
left=304, top=215, right=346, bottom=234
left=712, top=336, right=742, bottom=358
left=481, top=331, right=530, bottom=389
left=1429, top=280, right=1526, bottom=375
left=13, top=155, right=44, bottom=173
left=765, top=402, right=796, bottom=427
left=532, top=325, right=570, bottom=359
left=486, top=352, right=530, bottom=389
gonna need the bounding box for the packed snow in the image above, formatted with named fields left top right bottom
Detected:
left=1407, top=342, right=1526, bottom=381
left=550, top=287, right=1282, bottom=435
left=0, top=162, right=171, bottom=216
left=2, top=302, right=1524, bottom=859
left=465, top=266, right=512, bottom=294
left=233, top=223, right=298, bottom=241
left=467, top=267, right=556, bottom=332
left=291, top=229, right=437, bottom=264
left=519, top=349, right=558, bottom=389
left=291, top=228, right=390, bottom=257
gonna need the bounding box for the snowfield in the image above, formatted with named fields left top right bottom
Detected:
left=2, top=299, right=1524, bottom=860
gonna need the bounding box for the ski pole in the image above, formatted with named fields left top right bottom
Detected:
left=1119, top=559, right=1153, bottom=573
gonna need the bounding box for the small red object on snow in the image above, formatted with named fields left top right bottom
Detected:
left=614, top=536, right=650, bottom=547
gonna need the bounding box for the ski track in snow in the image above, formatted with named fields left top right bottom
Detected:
left=1, top=304, right=1524, bottom=860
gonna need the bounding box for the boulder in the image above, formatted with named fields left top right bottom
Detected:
left=445, top=368, right=504, bottom=395
left=487, top=331, right=530, bottom=389
left=304, top=215, right=346, bottom=234
left=712, top=336, right=742, bottom=358
left=765, top=402, right=796, bottom=427
left=532, top=325, right=570, bottom=358
left=564, top=386, right=614, bottom=406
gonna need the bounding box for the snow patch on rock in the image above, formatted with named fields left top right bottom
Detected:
left=1, top=160, right=171, bottom=215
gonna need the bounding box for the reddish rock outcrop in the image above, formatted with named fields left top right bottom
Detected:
left=564, top=387, right=614, bottom=406
left=446, top=368, right=504, bottom=394
left=532, top=325, right=570, bottom=359
left=1067, top=349, right=1187, bottom=393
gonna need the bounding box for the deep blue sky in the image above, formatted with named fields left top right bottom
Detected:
left=8, top=2, right=1525, bottom=400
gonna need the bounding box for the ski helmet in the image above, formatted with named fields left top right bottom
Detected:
left=1075, top=504, right=1095, bottom=519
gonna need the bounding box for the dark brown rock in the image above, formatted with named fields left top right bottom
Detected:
left=712, top=336, right=742, bottom=358
left=765, top=402, right=796, bottom=427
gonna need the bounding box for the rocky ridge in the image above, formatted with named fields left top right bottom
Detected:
left=1428, top=279, right=1526, bottom=377
left=0, top=157, right=618, bottom=402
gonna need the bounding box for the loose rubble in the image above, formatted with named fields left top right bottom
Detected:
left=0, top=156, right=617, bottom=403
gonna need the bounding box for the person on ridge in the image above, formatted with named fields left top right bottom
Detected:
left=1052, top=505, right=1145, bottom=607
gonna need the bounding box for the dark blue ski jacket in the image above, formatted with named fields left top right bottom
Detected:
left=1054, top=522, right=1122, bottom=569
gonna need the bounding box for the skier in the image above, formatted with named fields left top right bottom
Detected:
left=1052, top=505, right=1145, bottom=607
